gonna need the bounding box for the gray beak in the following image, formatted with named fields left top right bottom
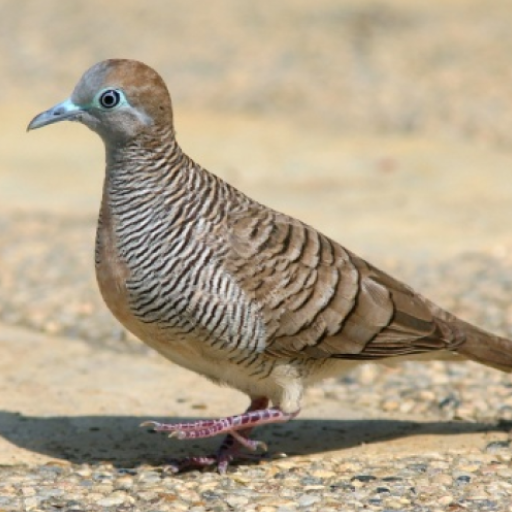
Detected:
left=27, top=98, right=84, bottom=131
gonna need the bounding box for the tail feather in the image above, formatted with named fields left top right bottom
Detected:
left=452, top=320, right=512, bottom=373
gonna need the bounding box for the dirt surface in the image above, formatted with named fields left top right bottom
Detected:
left=2, top=1, right=512, bottom=511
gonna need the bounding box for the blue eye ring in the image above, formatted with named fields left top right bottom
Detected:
left=99, top=89, right=121, bottom=109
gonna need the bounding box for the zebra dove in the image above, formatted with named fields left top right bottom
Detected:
left=28, top=59, right=512, bottom=473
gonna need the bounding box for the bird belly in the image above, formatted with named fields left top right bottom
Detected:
left=135, top=326, right=305, bottom=413
left=94, top=239, right=303, bottom=411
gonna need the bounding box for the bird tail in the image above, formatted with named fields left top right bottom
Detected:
left=452, top=319, right=512, bottom=372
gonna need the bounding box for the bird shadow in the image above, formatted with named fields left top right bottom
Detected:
left=1, top=410, right=509, bottom=468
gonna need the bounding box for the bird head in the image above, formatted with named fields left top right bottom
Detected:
left=27, top=59, right=174, bottom=145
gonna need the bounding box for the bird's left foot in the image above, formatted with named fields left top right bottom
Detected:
left=140, top=397, right=299, bottom=473
left=162, top=430, right=271, bottom=474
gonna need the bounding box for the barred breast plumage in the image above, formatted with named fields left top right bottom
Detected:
left=28, top=59, right=512, bottom=473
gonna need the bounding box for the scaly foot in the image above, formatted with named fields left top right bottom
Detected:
left=141, top=397, right=299, bottom=473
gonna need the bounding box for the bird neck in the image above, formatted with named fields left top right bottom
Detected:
left=99, top=128, right=236, bottom=232
left=104, top=128, right=186, bottom=186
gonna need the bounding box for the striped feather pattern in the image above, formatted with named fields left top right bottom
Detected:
left=95, top=119, right=467, bottom=386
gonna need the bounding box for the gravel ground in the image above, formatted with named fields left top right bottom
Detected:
left=2, top=450, right=512, bottom=512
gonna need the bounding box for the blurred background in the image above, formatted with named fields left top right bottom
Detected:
left=1, top=0, right=512, bottom=355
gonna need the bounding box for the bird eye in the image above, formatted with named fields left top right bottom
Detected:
left=99, top=89, right=121, bottom=109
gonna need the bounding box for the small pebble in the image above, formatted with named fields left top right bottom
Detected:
left=115, top=475, right=134, bottom=489
left=351, top=475, right=377, bottom=483
left=225, top=495, right=250, bottom=507
left=297, top=494, right=321, bottom=507
left=96, top=492, right=126, bottom=507
left=438, top=495, right=454, bottom=506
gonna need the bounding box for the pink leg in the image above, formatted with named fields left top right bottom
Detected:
left=141, top=397, right=299, bottom=473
